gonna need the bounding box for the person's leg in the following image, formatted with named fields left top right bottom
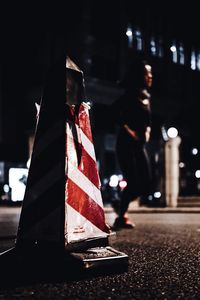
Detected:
left=119, top=180, right=139, bottom=217
left=113, top=140, right=138, bottom=228
left=137, top=143, right=153, bottom=204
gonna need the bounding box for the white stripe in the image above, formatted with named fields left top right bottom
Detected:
left=67, top=160, right=103, bottom=208
left=66, top=131, right=78, bottom=168
left=66, top=122, right=96, bottom=161
left=65, top=205, right=107, bottom=244
left=78, top=125, right=96, bottom=161
left=66, top=121, right=82, bottom=144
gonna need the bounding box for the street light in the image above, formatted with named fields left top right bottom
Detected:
left=167, top=127, right=178, bottom=138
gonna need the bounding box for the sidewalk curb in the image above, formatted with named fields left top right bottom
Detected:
left=1, top=204, right=200, bottom=214
left=104, top=206, right=200, bottom=213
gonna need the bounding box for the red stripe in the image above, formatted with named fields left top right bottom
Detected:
left=66, top=134, right=100, bottom=188
left=78, top=105, right=93, bottom=142
left=69, top=103, right=93, bottom=143
left=66, top=130, right=82, bottom=164
left=66, top=179, right=109, bottom=233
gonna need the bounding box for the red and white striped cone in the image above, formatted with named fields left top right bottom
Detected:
left=0, top=58, right=128, bottom=276
left=65, top=102, right=110, bottom=244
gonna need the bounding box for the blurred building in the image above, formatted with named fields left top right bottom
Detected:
left=0, top=1, right=200, bottom=201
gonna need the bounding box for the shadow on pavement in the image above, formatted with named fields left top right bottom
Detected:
left=0, top=245, right=128, bottom=289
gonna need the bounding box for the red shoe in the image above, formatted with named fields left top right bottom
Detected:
left=113, top=216, right=135, bottom=229
left=123, top=216, right=136, bottom=228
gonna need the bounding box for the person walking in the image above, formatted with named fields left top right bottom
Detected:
left=111, top=59, right=153, bottom=229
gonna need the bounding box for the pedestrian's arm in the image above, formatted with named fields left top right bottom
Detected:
left=124, top=124, right=139, bottom=140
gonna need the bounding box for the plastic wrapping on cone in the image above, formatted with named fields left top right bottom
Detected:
left=65, top=102, right=109, bottom=244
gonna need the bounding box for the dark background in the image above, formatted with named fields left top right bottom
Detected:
left=1, top=1, right=200, bottom=197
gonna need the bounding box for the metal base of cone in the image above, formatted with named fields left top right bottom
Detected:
left=65, top=236, right=109, bottom=252
left=71, top=246, right=128, bottom=272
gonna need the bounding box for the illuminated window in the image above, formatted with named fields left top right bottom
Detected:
left=191, top=49, right=196, bottom=70
left=9, top=168, right=28, bottom=201
left=170, top=41, right=178, bottom=63
left=196, top=51, right=200, bottom=71
left=133, top=28, right=143, bottom=51
left=150, top=36, right=163, bottom=58
left=158, top=37, right=164, bottom=57
left=150, top=36, right=156, bottom=56
left=126, top=24, right=133, bottom=48
left=179, top=43, right=185, bottom=65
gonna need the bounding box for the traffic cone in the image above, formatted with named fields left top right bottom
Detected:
left=15, top=57, right=66, bottom=248
left=65, top=102, right=110, bottom=245
left=0, top=56, right=128, bottom=278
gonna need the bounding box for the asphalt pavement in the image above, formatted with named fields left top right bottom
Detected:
left=0, top=206, right=200, bottom=299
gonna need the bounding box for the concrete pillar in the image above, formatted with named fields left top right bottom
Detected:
left=165, top=136, right=181, bottom=207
